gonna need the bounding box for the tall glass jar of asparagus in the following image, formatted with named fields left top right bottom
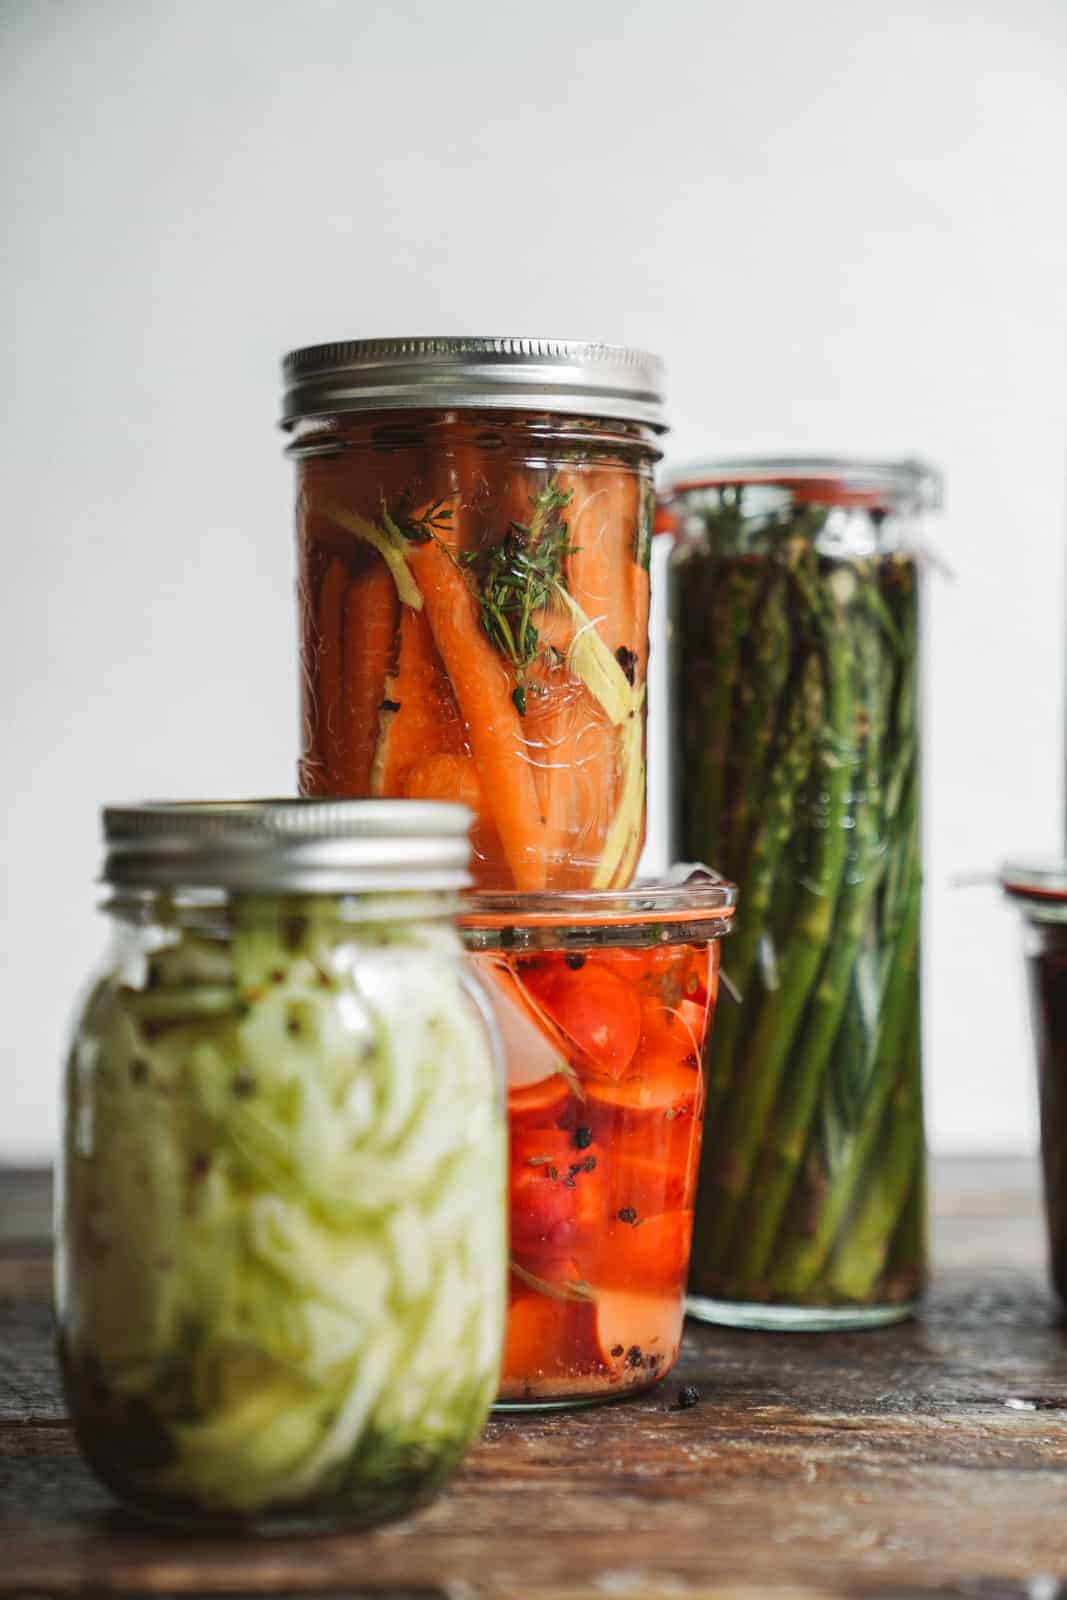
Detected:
left=663, top=458, right=940, bottom=1330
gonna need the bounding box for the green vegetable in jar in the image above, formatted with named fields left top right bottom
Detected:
left=59, top=897, right=506, bottom=1526
left=667, top=469, right=931, bottom=1326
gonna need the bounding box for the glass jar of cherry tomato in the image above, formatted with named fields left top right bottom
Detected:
left=462, top=868, right=736, bottom=1408
left=281, top=337, right=665, bottom=894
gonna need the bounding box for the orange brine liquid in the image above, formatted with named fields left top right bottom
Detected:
left=474, top=939, right=718, bottom=1405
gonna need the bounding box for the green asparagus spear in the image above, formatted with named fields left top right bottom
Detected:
left=721, top=567, right=792, bottom=869
left=882, top=1136, right=928, bottom=1302
left=702, top=653, right=823, bottom=1105
left=677, top=559, right=763, bottom=868
left=695, top=560, right=858, bottom=1267
left=725, top=569, right=895, bottom=1284
left=825, top=974, right=875, bottom=1134
left=691, top=655, right=824, bottom=1279
left=727, top=827, right=887, bottom=1282
left=825, top=1003, right=923, bottom=1301
left=771, top=870, right=920, bottom=1298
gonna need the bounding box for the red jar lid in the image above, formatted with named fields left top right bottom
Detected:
left=654, top=456, right=941, bottom=533
left=1001, top=862, right=1067, bottom=909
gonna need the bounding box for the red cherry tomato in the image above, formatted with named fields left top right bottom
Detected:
left=509, top=1130, right=580, bottom=1257
left=521, top=964, right=641, bottom=1079
left=575, top=1210, right=694, bottom=1294
left=585, top=1060, right=703, bottom=1172
left=501, top=1289, right=602, bottom=1385
left=594, top=1148, right=691, bottom=1221
left=508, top=1072, right=573, bottom=1132
left=637, top=995, right=706, bottom=1072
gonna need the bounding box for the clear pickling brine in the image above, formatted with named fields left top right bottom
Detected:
left=57, top=801, right=507, bottom=1531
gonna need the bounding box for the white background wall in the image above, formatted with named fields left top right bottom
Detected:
left=3, top=0, right=1065, bottom=1163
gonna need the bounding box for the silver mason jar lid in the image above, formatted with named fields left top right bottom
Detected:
left=280, top=337, right=667, bottom=431
left=102, top=800, right=473, bottom=894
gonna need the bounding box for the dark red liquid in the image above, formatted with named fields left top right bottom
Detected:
left=1026, top=927, right=1067, bottom=1302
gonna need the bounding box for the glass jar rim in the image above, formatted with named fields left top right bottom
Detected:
left=101, top=799, right=473, bottom=894
left=1001, top=861, right=1067, bottom=912
left=459, top=864, right=736, bottom=949
left=659, top=455, right=942, bottom=513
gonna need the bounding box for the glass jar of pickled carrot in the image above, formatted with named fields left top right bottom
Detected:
left=462, top=867, right=736, bottom=1408
left=281, top=337, right=666, bottom=893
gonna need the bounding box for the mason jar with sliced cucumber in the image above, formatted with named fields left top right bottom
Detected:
left=57, top=801, right=506, bottom=1532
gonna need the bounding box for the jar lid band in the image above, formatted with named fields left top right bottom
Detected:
left=101, top=799, right=473, bottom=894
left=280, top=337, right=667, bottom=431
left=1001, top=862, right=1067, bottom=908
left=660, top=456, right=942, bottom=513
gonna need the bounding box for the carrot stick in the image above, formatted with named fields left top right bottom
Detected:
left=404, top=750, right=483, bottom=811
left=313, top=558, right=349, bottom=793
left=337, top=563, right=398, bottom=794
left=560, top=469, right=613, bottom=646
left=601, top=471, right=638, bottom=664
left=571, top=695, right=618, bottom=881
left=405, top=534, right=547, bottom=892
left=562, top=468, right=645, bottom=670
left=552, top=472, right=616, bottom=873
left=523, top=661, right=582, bottom=872
left=518, top=656, right=556, bottom=821
left=631, top=562, right=651, bottom=681
left=370, top=606, right=462, bottom=796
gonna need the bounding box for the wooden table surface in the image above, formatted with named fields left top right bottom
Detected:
left=2, top=1159, right=1066, bottom=1600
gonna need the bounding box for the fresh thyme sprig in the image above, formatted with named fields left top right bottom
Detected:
left=461, top=479, right=576, bottom=711
left=386, top=495, right=456, bottom=545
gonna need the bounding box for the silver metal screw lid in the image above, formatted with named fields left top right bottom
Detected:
left=102, top=799, right=473, bottom=894
left=280, top=337, right=667, bottom=431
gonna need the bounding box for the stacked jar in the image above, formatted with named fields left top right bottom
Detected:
left=282, top=339, right=736, bottom=1403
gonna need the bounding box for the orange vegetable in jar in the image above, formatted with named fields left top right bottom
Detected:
left=282, top=337, right=665, bottom=892
left=461, top=870, right=736, bottom=1408
left=520, top=961, right=642, bottom=1078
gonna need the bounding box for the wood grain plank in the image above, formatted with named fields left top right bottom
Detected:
left=1, top=1161, right=1065, bottom=1599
